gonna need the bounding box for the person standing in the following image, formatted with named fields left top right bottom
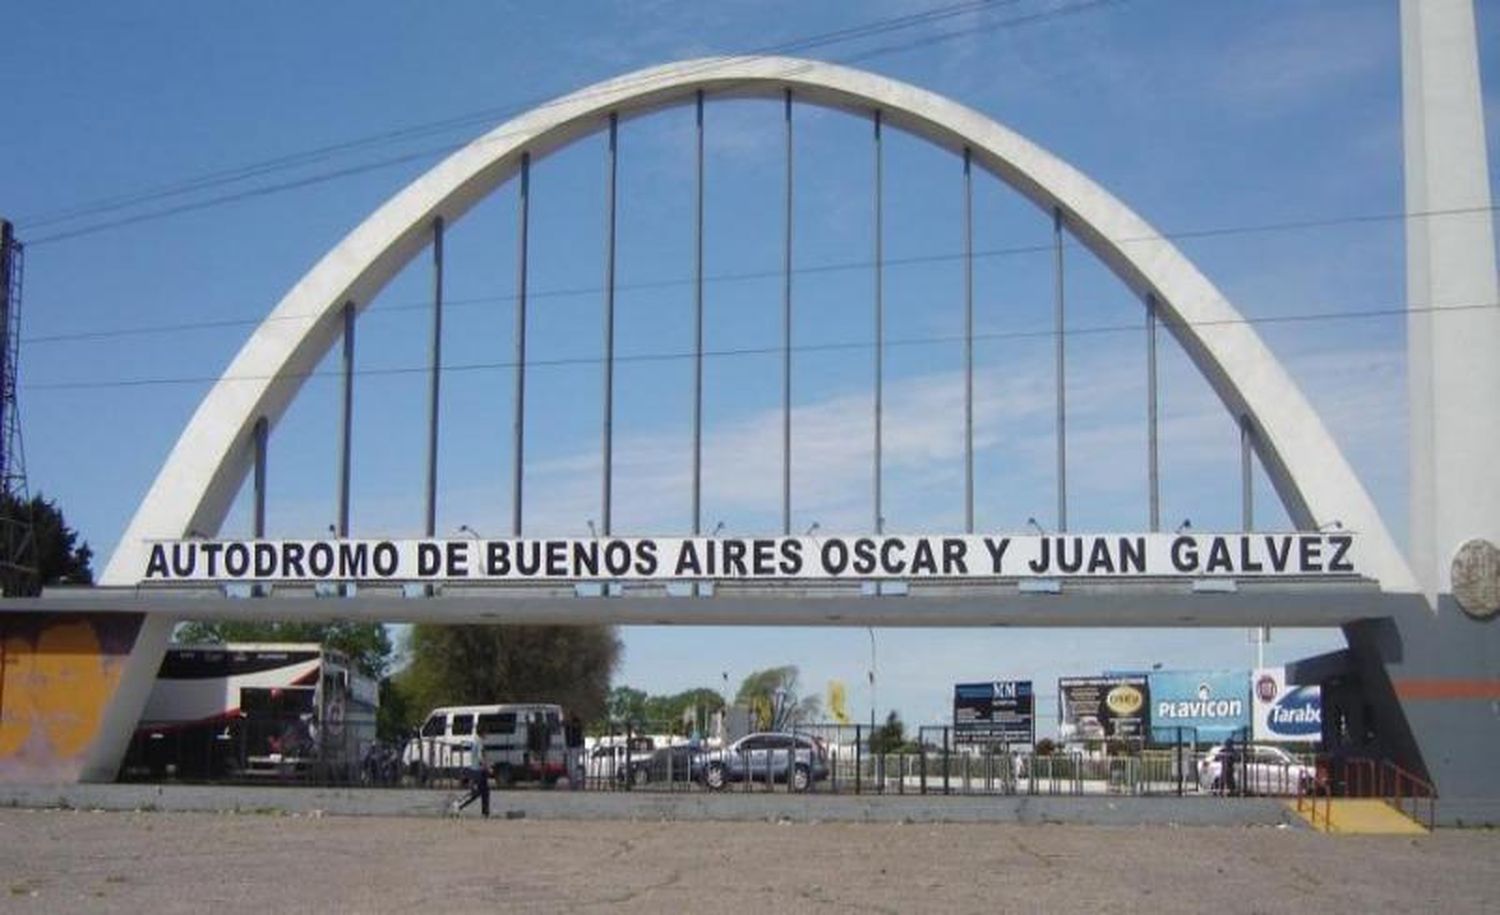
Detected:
left=453, top=727, right=490, bottom=817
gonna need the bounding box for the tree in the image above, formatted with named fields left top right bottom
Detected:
left=869, top=710, right=910, bottom=755
left=0, top=492, right=93, bottom=596
left=396, top=624, right=620, bottom=729
left=734, top=665, right=822, bottom=731
left=173, top=620, right=394, bottom=680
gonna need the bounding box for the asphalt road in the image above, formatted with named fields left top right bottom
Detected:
left=1, top=808, right=1496, bottom=913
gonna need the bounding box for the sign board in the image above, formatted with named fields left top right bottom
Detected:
left=1252, top=667, right=1322, bottom=743
left=953, top=680, right=1034, bottom=745
left=140, top=532, right=1362, bottom=584
left=1148, top=670, right=1250, bottom=744
left=1058, top=676, right=1149, bottom=742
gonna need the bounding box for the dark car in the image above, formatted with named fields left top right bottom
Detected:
left=619, top=744, right=698, bottom=786
left=699, top=732, right=830, bottom=791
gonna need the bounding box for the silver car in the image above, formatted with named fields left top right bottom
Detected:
left=1198, top=743, right=1315, bottom=795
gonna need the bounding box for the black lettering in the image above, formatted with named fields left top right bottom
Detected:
left=445, top=541, right=468, bottom=577
left=146, top=544, right=169, bottom=579
left=822, top=539, right=849, bottom=575
left=1086, top=538, right=1115, bottom=574
left=1057, top=537, right=1083, bottom=574
left=517, top=541, right=541, bottom=576
left=1265, top=535, right=1293, bottom=572
left=254, top=543, right=277, bottom=577
left=572, top=541, right=599, bottom=577
left=546, top=541, right=568, bottom=577
left=880, top=538, right=906, bottom=574
left=1328, top=534, right=1354, bottom=573
left=200, top=543, right=224, bottom=577
left=487, top=541, right=511, bottom=576
left=603, top=541, right=632, bottom=577
left=1237, top=536, right=1263, bottom=573
left=722, top=540, right=748, bottom=576
left=853, top=538, right=878, bottom=575
left=943, top=538, right=968, bottom=575
left=308, top=542, right=335, bottom=577
left=1299, top=536, right=1323, bottom=572
left=635, top=540, right=659, bottom=576
left=1171, top=536, right=1198, bottom=572
left=172, top=543, right=197, bottom=578
left=373, top=541, right=399, bottom=576
left=1119, top=536, right=1145, bottom=573
left=339, top=542, right=368, bottom=578
left=752, top=539, right=776, bottom=576
left=224, top=543, right=250, bottom=577
left=779, top=539, right=803, bottom=575
left=417, top=542, right=441, bottom=577
left=911, top=539, right=937, bottom=576
left=983, top=537, right=1011, bottom=574
left=1205, top=537, right=1233, bottom=573
left=674, top=541, right=703, bottom=576
left=283, top=542, right=307, bottom=578
left=1028, top=537, right=1050, bottom=573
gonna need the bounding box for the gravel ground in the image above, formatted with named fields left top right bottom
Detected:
left=0, top=808, right=1496, bottom=913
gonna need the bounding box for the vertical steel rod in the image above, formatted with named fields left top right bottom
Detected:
left=424, top=217, right=444, bottom=538
left=693, top=90, right=705, bottom=537
left=602, top=114, right=618, bottom=537
left=337, top=301, right=354, bottom=537
left=511, top=153, right=531, bottom=537
left=963, top=148, right=974, bottom=534
left=782, top=89, right=793, bottom=537
left=874, top=109, right=885, bottom=536
left=1146, top=294, right=1160, bottom=533
left=1052, top=206, right=1067, bottom=532
left=252, top=417, right=268, bottom=538
left=1241, top=415, right=1254, bottom=531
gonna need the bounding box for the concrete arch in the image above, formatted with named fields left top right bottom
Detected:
left=101, top=55, right=1416, bottom=593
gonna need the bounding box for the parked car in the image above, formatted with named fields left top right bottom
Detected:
left=402, top=703, right=567, bottom=787
left=698, top=732, right=830, bottom=791
left=586, top=736, right=657, bottom=783
left=619, top=744, right=698, bottom=786
left=1198, top=742, right=1315, bottom=796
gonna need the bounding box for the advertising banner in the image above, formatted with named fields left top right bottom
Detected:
left=138, top=531, right=1362, bottom=584
left=1058, top=676, right=1149, bottom=742
left=953, top=681, right=1034, bottom=745
left=1252, top=667, right=1322, bottom=743
left=1148, top=670, right=1250, bottom=744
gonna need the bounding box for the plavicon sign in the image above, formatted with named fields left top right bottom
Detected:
left=139, top=531, right=1361, bottom=584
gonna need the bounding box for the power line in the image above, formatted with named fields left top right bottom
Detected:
left=23, top=298, right=1488, bottom=393
left=17, top=0, right=1006, bottom=232
left=22, top=202, right=1493, bottom=348
left=23, top=0, right=1126, bottom=246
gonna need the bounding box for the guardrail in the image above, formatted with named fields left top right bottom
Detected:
left=1296, top=756, right=1437, bottom=831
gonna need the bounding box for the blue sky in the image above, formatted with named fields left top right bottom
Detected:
left=3, top=1, right=1496, bottom=729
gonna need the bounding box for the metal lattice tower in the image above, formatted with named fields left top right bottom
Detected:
left=0, top=218, right=36, bottom=595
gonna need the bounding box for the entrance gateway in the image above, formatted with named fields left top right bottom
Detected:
left=2, top=1, right=1497, bottom=824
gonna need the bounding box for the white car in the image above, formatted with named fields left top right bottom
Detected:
left=1198, top=743, right=1315, bottom=795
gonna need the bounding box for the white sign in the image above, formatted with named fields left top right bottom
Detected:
left=141, top=532, right=1362, bottom=584
left=1252, top=667, right=1323, bottom=742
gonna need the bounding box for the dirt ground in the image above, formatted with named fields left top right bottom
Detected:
left=0, top=808, right=1496, bottom=913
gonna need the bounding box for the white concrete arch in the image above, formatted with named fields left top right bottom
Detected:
left=101, top=55, right=1417, bottom=594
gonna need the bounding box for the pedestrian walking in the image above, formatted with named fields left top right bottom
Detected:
left=453, top=728, right=490, bottom=817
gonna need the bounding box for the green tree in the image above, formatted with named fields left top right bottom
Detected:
left=173, top=619, right=394, bottom=680
left=396, top=624, right=620, bottom=728
left=606, top=685, right=648, bottom=725
left=735, top=665, right=822, bottom=731
left=0, top=492, right=93, bottom=596
left=868, top=711, right=910, bottom=755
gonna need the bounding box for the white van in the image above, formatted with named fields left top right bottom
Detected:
left=403, top=703, right=567, bottom=787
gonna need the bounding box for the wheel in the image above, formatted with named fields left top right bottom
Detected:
left=704, top=763, right=726, bottom=791
left=790, top=765, right=810, bottom=792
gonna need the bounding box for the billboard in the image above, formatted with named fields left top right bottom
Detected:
left=1148, top=670, right=1250, bottom=744
left=1058, top=676, right=1149, bottom=742
left=954, top=681, right=1034, bottom=745
left=1252, top=667, right=1322, bottom=742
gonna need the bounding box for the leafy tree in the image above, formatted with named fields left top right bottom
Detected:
left=606, top=685, right=649, bottom=725
left=396, top=624, right=620, bottom=729
left=173, top=619, right=394, bottom=680
left=0, top=492, right=93, bottom=596
left=735, top=665, right=822, bottom=731
left=869, top=711, right=910, bottom=755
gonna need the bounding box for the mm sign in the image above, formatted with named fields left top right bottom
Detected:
left=141, top=532, right=1362, bottom=584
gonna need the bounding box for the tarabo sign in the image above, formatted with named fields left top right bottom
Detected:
left=141, top=532, right=1362, bottom=583
left=1148, top=670, right=1250, bottom=744
left=1058, top=676, right=1150, bottom=742
left=1252, top=667, right=1322, bottom=743
left=953, top=680, right=1034, bottom=746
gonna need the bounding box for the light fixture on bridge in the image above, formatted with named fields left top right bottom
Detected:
left=1176, top=518, right=1193, bottom=533
left=458, top=524, right=483, bottom=539
left=1026, top=517, right=1046, bottom=535
left=1317, top=519, right=1344, bottom=531
left=587, top=519, right=598, bottom=539
left=710, top=520, right=725, bottom=537
left=805, top=521, right=820, bottom=537
left=327, top=524, right=337, bottom=537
